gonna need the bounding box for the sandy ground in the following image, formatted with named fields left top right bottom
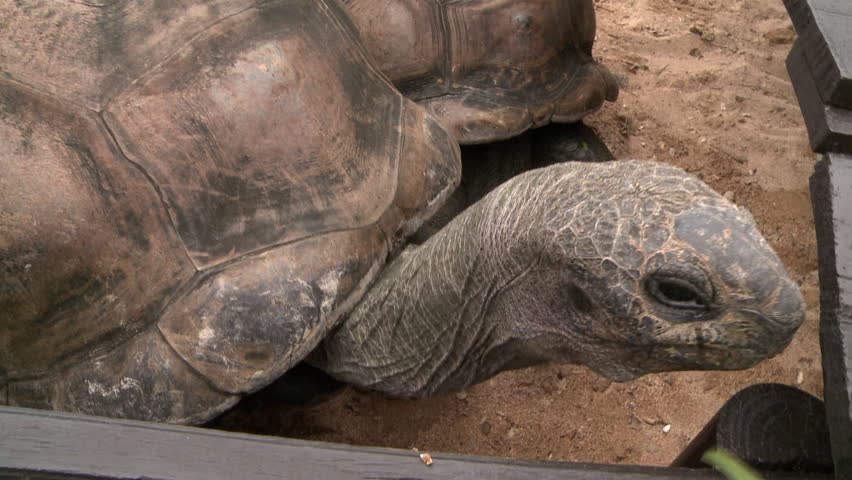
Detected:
left=215, top=0, right=822, bottom=467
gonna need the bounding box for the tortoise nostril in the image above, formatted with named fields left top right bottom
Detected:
left=566, top=283, right=593, bottom=314
left=736, top=306, right=800, bottom=332
left=775, top=282, right=806, bottom=327
left=747, top=280, right=806, bottom=331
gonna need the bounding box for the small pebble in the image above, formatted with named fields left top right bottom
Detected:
left=663, top=424, right=672, bottom=434
left=763, top=25, right=795, bottom=45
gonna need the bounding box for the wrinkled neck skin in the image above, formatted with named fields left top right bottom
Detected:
left=312, top=161, right=804, bottom=397
left=311, top=167, right=600, bottom=397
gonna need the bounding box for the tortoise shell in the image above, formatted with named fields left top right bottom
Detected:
left=0, top=0, right=459, bottom=423
left=343, top=0, right=619, bottom=143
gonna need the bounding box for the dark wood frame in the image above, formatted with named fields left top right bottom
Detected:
left=0, top=407, right=830, bottom=480
left=782, top=1, right=852, bottom=477
left=1, top=1, right=850, bottom=479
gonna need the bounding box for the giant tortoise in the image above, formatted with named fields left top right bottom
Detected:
left=0, top=0, right=804, bottom=425
left=343, top=0, right=619, bottom=144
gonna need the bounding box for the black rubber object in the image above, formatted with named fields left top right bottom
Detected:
left=531, top=121, right=616, bottom=166
left=411, top=121, right=613, bottom=244
left=714, top=383, right=833, bottom=473
left=671, top=384, right=833, bottom=473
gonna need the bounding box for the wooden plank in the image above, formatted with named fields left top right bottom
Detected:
left=786, top=38, right=852, bottom=154
left=669, top=413, right=720, bottom=468
left=783, top=0, right=852, bottom=109
left=810, top=153, right=852, bottom=478
left=0, top=407, right=830, bottom=480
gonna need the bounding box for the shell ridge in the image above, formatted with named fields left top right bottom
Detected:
left=103, top=3, right=258, bottom=111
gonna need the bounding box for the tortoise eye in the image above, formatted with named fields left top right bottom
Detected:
left=646, top=276, right=709, bottom=310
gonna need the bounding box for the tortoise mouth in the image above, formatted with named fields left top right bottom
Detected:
left=629, top=340, right=778, bottom=375
left=648, top=302, right=800, bottom=352
left=573, top=334, right=769, bottom=381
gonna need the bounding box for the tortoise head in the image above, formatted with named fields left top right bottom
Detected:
left=490, top=161, right=805, bottom=382
left=634, top=205, right=805, bottom=370
left=312, top=160, right=804, bottom=397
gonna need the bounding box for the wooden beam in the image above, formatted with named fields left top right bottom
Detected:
left=783, top=3, right=852, bottom=478
left=810, top=154, right=852, bottom=476
left=787, top=38, right=852, bottom=154
left=783, top=0, right=852, bottom=109
left=0, top=407, right=830, bottom=480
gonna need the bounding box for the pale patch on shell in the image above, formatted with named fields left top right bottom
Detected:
left=198, top=326, right=215, bottom=347
left=85, top=377, right=141, bottom=399
left=317, top=268, right=344, bottom=317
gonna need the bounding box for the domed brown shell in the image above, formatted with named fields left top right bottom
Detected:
left=0, top=0, right=460, bottom=424
left=343, top=0, right=619, bottom=144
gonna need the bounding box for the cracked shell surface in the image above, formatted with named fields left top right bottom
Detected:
left=0, top=0, right=460, bottom=423
left=342, top=0, right=619, bottom=144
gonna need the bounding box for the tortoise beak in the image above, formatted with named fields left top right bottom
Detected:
left=734, top=277, right=805, bottom=355
left=768, top=278, right=807, bottom=331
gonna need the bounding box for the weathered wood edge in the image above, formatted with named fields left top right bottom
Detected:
left=782, top=0, right=852, bottom=109
left=669, top=412, right=720, bottom=468
left=0, top=407, right=828, bottom=480
left=786, top=38, right=852, bottom=154
left=784, top=2, right=852, bottom=479
left=809, top=154, right=852, bottom=478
